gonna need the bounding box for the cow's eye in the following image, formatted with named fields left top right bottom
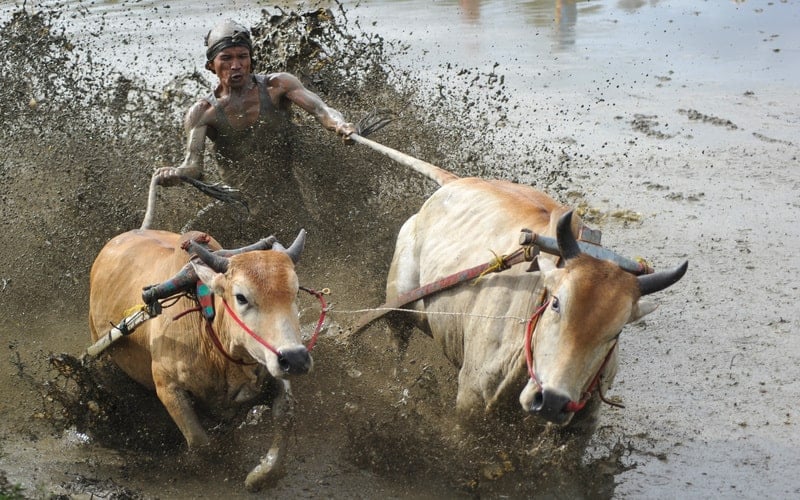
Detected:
left=551, top=296, right=560, bottom=312
left=235, top=293, right=248, bottom=306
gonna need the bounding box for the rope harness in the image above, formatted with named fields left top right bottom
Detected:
left=349, top=237, right=628, bottom=413
left=524, top=293, right=624, bottom=411
left=91, top=284, right=328, bottom=364
left=85, top=232, right=319, bottom=358
left=90, top=225, right=635, bottom=415
left=350, top=245, right=538, bottom=333
left=170, top=286, right=328, bottom=365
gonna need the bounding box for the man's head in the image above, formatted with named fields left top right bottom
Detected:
left=205, top=20, right=253, bottom=63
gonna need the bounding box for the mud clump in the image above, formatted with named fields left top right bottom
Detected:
left=0, top=8, right=201, bottom=323
left=677, top=108, right=738, bottom=130
left=630, top=113, right=675, bottom=139
left=44, top=353, right=183, bottom=452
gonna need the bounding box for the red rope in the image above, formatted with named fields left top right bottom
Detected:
left=524, top=299, right=550, bottom=386
left=172, top=286, right=327, bottom=363
left=219, top=286, right=328, bottom=355
left=204, top=321, right=256, bottom=365
left=172, top=306, right=255, bottom=365
left=221, top=298, right=282, bottom=356
left=563, top=341, right=618, bottom=412
left=300, top=286, right=327, bottom=351
left=524, top=296, right=622, bottom=413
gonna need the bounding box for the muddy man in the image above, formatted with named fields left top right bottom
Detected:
left=154, top=19, right=356, bottom=188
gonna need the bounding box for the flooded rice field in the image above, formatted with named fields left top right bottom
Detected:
left=0, top=0, right=798, bottom=498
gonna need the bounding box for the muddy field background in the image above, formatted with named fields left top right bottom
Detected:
left=1, top=1, right=799, bottom=498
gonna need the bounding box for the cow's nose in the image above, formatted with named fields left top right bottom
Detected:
left=529, top=389, right=572, bottom=424
left=277, top=347, right=312, bottom=375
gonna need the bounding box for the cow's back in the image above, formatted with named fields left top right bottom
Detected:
left=89, top=229, right=214, bottom=389
left=416, top=178, right=564, bottom=270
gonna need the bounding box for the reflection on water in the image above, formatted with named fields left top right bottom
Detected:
left=553, top=0, right=578, bottom=48
left=352, top=0, right=799, bottom=104
left=464, top=0, right=582, bottom=51
left=2, top=0, right=797, bottom=93
left=458, top=0, right=481, bottom=23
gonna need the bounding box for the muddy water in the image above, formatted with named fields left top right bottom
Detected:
left=1, top=0, right=799, bottom=498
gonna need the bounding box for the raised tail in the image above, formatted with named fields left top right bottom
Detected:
left=140, top=174, right=247, bottom=230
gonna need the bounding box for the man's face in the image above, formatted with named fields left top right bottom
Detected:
left=209, top=46, right=252, bottom=88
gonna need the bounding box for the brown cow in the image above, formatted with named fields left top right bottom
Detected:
left=352, top=135, right=687, bottom=429
left=89, top=228, right=311, bottom=490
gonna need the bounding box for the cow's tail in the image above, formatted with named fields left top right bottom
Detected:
left=350, top=133, right=459, bottom=187
left=139, top=174, right=161, bottom=230
left=139, top=174, right=247, bottom=230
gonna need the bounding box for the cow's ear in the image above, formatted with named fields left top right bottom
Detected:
left=629, top=299, right=658, bottom=322
left=190, top=261, right=226, bottom=294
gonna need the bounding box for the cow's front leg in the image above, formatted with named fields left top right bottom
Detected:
left=155, top=380, right=209, bottom=448
left=245, top=379, right=295, bottom=491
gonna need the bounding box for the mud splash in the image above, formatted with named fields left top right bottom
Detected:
left=0, top=8, right=202, bottom=319
left=1, top=4, right=612, bottom=499
left=0, top=4, right=569, bottom=321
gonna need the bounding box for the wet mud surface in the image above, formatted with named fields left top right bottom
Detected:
left=1, top=2, right=799, bottom=499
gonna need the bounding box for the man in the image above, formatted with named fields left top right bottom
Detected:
left=155, top=19, right=356, bottom=188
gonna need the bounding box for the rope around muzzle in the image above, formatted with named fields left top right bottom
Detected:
left=524, top=293, right=624, bottom=412
left=217, top=286, right=328, bottom=356
left=168, top=287, right=328, bottom=366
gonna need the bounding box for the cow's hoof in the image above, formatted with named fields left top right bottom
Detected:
left=244, top=450, right=284, bottom=491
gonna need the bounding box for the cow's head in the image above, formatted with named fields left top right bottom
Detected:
left=519, top=211, right=687, bottom=425
left=190, top=229, right=312, bottom=378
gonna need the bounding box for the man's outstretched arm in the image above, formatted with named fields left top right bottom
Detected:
left=154, top=101, right=209, bottom=186
left=275, top=73, right=356, bottom=140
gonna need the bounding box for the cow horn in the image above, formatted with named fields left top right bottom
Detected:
left=637, top=261, right=688, bottom=296
left=215, top=235, right=278, bottom=257
left=556, top=210, right=581, bottom=260
left=273, top=229, right=307, bottom=264
left=186, top=240, right=229, bottom=273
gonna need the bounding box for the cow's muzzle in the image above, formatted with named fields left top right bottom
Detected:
left=277, top=347, right=312, bottom=375
left=528, top=389, right=573, bottom=425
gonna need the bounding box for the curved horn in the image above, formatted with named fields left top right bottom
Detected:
left=185, top=240, right=229, bottom=273
left=556, top=210, right=581, bottom=260
left=216, top=235, right=278, bottom=257
left=638, top=261, right=688, bottom=296
left=273, top=229, right=307, bottom=264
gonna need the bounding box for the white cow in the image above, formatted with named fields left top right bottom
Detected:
left=356, top=142, right=687, bottom=427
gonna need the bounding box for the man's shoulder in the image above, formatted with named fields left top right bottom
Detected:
left=185, top=97, right=216, bottom=126
left=194, top=96, right=214, bottom=107
left=190, top=97, right=214, bottom=115
left=262, top=72, right=303, bottom=88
